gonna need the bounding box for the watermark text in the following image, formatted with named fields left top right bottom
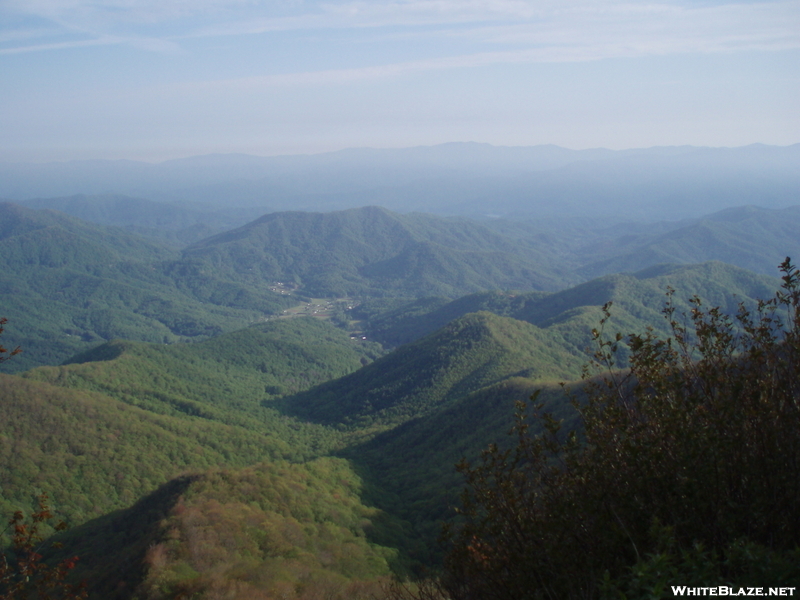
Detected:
left=672, top=588, right=796, bottom=597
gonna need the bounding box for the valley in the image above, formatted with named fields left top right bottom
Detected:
left=1, top=148, right=799, bottom=598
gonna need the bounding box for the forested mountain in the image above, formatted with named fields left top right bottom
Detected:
left=20, top=194, right=266, bottom=246
left=49, top=460, right=398, bottom=600
left=0, top=201, right=170, bottom=264
left=357, top=262, right=778, bottom=350
left=1, top=318, right=380, bottom=525
left=0, top=190, right=795, bottom=598
left=181, top=206, right=568, bottom=297
left=0, top=202, right=296, bottom=371
left=7, top=196, right=799, bottom=297
left=576, top=205, right=800, bottom=278
left=281, top=311, right=584, bottom=432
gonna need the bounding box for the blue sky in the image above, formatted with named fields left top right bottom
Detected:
left=1, top=0, right=798, bottom=162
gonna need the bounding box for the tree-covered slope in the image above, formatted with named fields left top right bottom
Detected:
left=281, top=311, right=583, bottom=432
left=0, top=318, right=384, bottom=534
left=0, top=373, right=293, bottom=529
left=20, top=318, right=377, bottom=447
left=20, top=194, right=267, bottom=246
left=0, top=201, right=171, bottom=265
left=358, top=262, right=779, bottom=353
left=335, top=262, right=783, bottom=566
left=344, top=378, right=578, bottom=561
left=0, top=203, right=296, bottom=370
left=180, top=206, right=567, bottom=297
left=52, top=459, right=397, bottom=600
left=577, top=206, right=800, bottom=279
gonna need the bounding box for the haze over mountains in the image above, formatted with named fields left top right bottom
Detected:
left=4, top=143, right=799, bottom=220
left=0, top=142, right=799, bottom=598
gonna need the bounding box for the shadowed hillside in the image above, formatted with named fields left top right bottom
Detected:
left=48, top=460, right=398, bottom=600
left=280, top=311, right=583, bottom=432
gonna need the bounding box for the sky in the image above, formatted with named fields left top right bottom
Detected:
left=1, top=0, right=799, bottom=162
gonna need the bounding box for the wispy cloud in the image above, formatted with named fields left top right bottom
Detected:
left=462, top=2, right=800, bottom=53
left=169, top=28, right=795, bottom=95
left=2, top=0, right=798, bottom=61
left=0, top=34, right=181, bottom=54
left=137, top=0, right=797, bottom=93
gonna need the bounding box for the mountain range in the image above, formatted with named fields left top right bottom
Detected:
left=3, top=143, right=799, bottom=220
left=0, top=181, right=796, bottom=598
left=2, top=200, right=796, bottom=374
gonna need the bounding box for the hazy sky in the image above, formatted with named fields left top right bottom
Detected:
left=1, top=0, right=798, bottom=162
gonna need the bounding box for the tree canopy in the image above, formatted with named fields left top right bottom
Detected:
left=438, top=258, right=800, bottom=599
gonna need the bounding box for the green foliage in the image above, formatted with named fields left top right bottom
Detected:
left=0, top=203, right=295, bottom=371
left=1, top=318, right=379, bottom=533
left=131, top=459, right=396, bottom=600
left=599, top=527, right=800, bottom=599
left=346, top=379, right=580, bottom=571
left=356, top=263, right=778, bottom=360
left=439, top=259, right=800, bottom=599
left=0, top=373, right=289, bottom=532
left=36, top=317, right=380, bottom=421
left=283, top=311, right=583, bottom=432
left=182, top=206, right=565, bottom=298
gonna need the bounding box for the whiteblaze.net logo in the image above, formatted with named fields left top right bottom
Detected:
left=671, top=588, right=796, bottom=597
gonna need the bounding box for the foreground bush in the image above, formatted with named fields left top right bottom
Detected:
left=440, top=259, right=800, bottom=599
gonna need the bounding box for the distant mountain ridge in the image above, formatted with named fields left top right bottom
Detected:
left=19, top=194, right=268, bottom=246
left=1, top=200, right=796, bottom=372
left=182, top=206, right=568, bottom=296
left=358, top=262, right=779, bottom=351
left=3, top=143, right=798, bottom=220
left=575, top=205, right=800, bottom=278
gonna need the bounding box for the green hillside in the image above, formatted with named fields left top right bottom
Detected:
left=345, top=378, right=579, bottom=562
left=577, top=206, right=800, bottom=278
left=21, top=193, right=267, bottom=246
left=52, top=460, right=397, bottom=600
left=281, top=311, right=583, bottom=431
left=21, top=318, right=377, bottom=448
left=0, top=203, right=296, bottom=371
left=323, top=262, right=783, bottom=557
left=0, top=373, right=291, bottom=529
left=0, top=201, right=171, bottom=265
left=181, top=206, right=567, bottom=297
left=1, top=318, right=382, bottom=532
left=357, top=262, right=779, bottom=355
